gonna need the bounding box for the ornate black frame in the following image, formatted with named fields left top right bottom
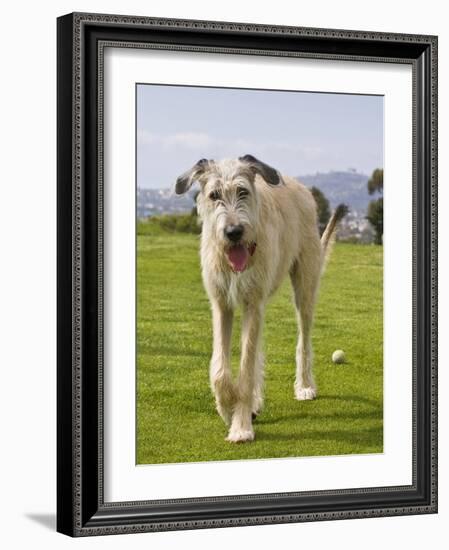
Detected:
left=57, top=12, right=438, bottom=537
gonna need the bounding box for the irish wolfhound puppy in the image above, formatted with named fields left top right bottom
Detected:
left=175, top=155, right=346, bottom=443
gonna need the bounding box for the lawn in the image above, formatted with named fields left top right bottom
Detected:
left=136, top=222, right=383, bottom=464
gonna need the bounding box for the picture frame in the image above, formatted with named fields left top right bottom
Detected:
left=57, top=12, right=438, bottom=537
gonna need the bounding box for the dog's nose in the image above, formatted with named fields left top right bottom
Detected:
left=224, top=224, right=244, bottom=243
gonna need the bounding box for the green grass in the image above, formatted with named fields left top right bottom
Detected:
left=136, top=222, right=383, bottom=464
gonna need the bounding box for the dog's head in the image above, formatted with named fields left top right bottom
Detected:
left=175, top=155, right=283, bottom=273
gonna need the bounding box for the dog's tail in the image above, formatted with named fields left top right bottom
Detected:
left=320, top=204, right=348, bottom=271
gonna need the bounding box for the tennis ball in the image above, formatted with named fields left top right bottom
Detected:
left=332, top=350, right=346, bottom=364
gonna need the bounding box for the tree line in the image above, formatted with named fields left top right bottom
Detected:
left=143, top=169, right=384, bottom=244
left=311, top=167, right=383, bottom=244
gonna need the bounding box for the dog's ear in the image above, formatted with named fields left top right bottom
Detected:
left=175, top=158, right=212, bottom=195
left=239, top=154, right=283, bottom=186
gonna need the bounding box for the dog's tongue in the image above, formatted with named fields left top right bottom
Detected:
left=227, top=244, right=249, bottom=272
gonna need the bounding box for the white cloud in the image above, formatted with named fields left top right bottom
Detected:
left=137, top=129, right=157, bottom=146
left=138, top=129, right=323, bottom=161
left=164, top=132, right=213, bottom=149
left=137, top=130, right=213, bottom=150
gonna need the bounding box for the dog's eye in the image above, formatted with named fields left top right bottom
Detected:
left=209, top=190, right=221, bottom=202
left=237, top=187, right=249, bottom=199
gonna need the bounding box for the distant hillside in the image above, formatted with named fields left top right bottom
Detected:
left=298, top=170, right=370, bottom=213
left=137, top=187, right=195, bottom=219
left=137, top=170, right=375, bottom=219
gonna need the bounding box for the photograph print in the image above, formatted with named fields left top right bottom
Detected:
left=136, top=84, right=384, bottom=464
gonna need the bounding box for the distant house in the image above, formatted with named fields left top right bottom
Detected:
left=137, top=187, right=195, bottom=219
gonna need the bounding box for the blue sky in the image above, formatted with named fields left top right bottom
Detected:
left=137, top=84, right=383, bottom=189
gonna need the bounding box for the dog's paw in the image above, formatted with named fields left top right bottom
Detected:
left=226, top=428, right=255, bottom=443
left=295, top=385, right=317, bottom=401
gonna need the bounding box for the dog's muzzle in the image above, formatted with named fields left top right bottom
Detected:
left=224, top=224, right=244, bottom=243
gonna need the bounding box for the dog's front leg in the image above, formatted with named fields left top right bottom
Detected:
left=210, top=301, right=236, bottom=425
left=227, top=302, right=264, bottom=443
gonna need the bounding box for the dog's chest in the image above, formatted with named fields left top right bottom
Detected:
left=214, top=270, right=255, bottom=309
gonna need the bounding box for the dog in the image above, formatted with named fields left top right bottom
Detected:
left=175, top=155, right=347, bottom=443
